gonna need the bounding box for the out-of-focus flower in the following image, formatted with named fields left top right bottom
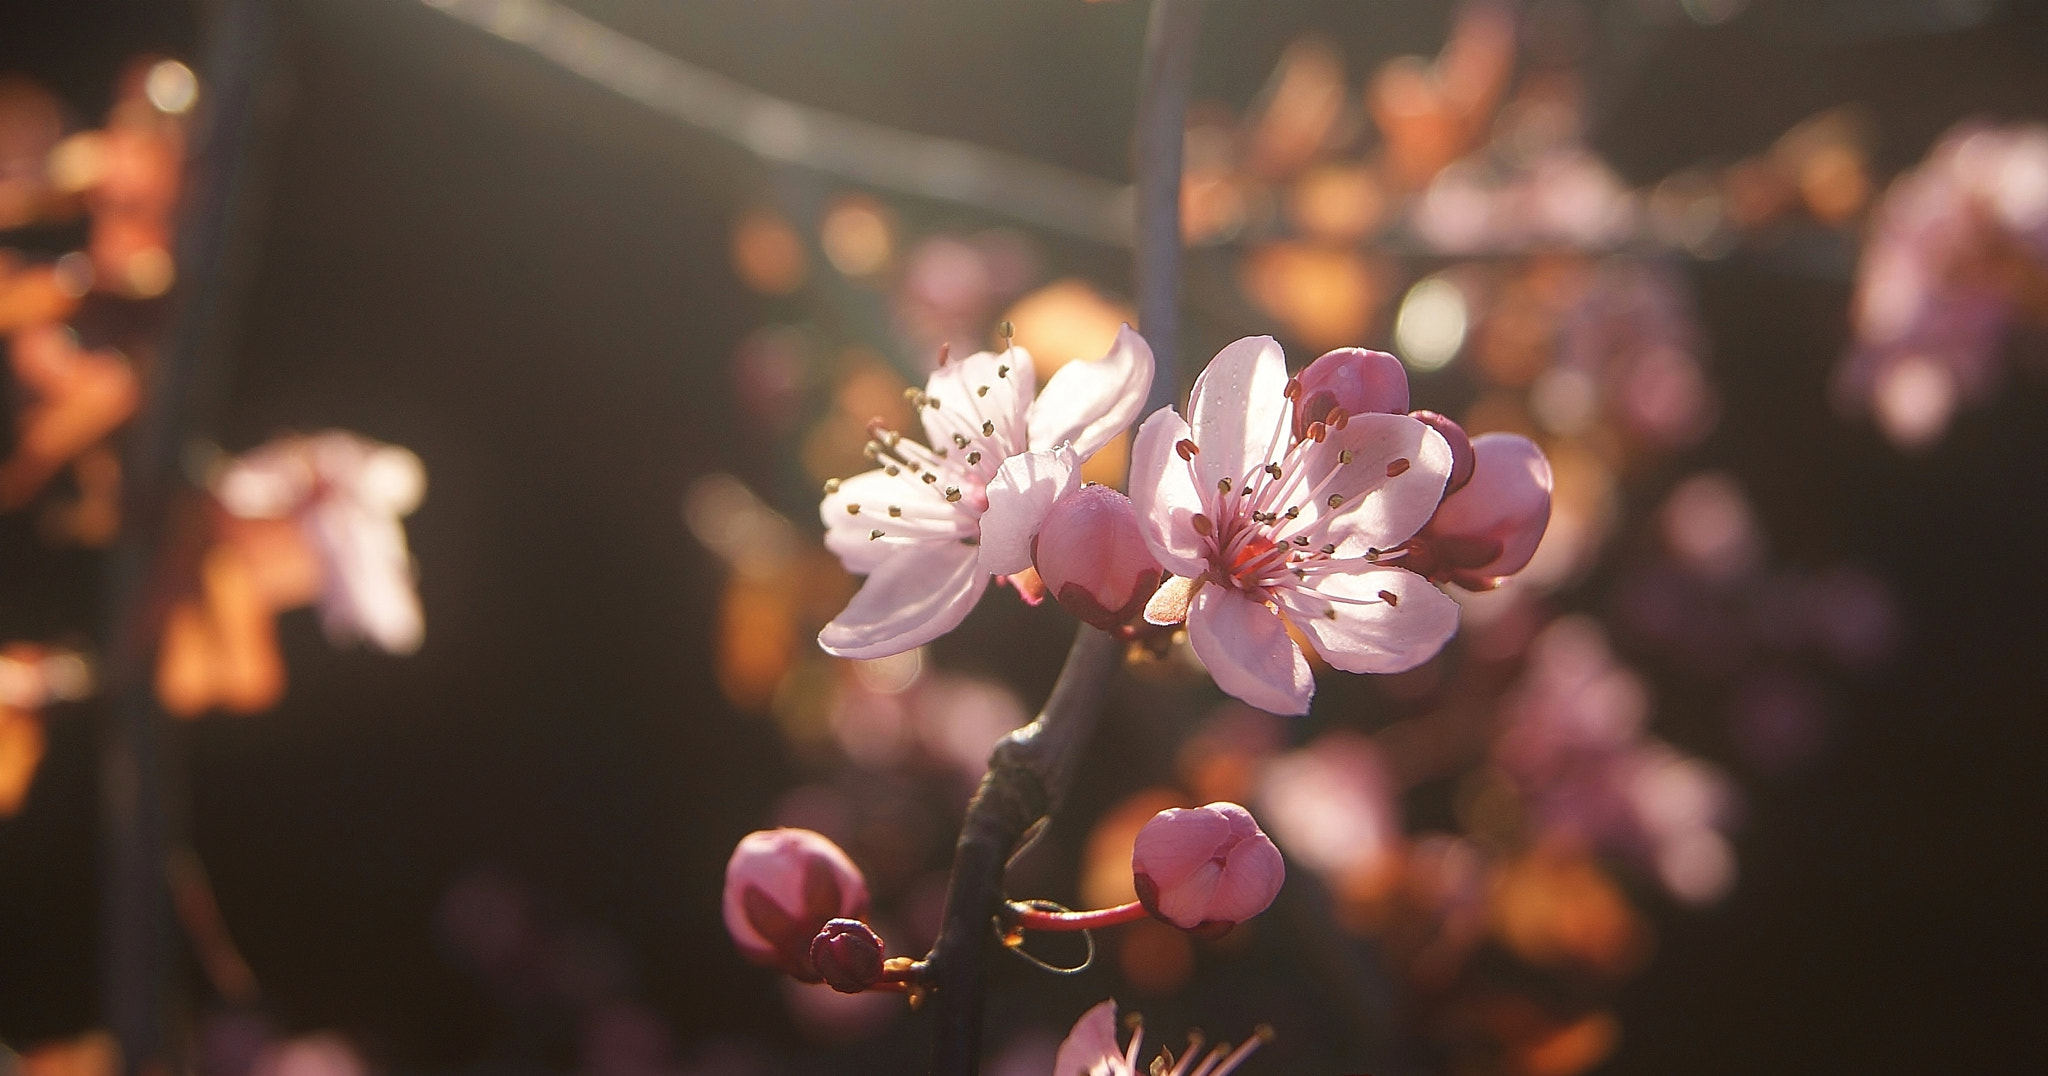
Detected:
left=1405, top=433, right=1552, bottom=591
left=1130, top=801, right=1285, bottom=935
left=1130, top=337, right=1459, bottom=714
left=722, top=828, right=870, bottom=982
left=1030, top=484, right=1163, bottom=630
left=1257, top=732, right=1400, bottom=905
left=809, top=917, right=885, bottom=993
left=1370, top=0, right=1517, bottom=190
left=1236, top=243, right=1385, bottom=352
left=818, top=327, right=1153, bottom=658
left=1837, top=121, right=2048, bottom=450
left=215, top=431, right=427, bottom=654
left=0, top=324, right=140, bottom=510
left=0, top=76, right=64, bottom=229
left=250, top=1035, right=366, bottom=1076
left=1053, top=1000, right=1270, bottom=1076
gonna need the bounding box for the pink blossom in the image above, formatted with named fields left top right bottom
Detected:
left=214, top=431, right=427, bottom=654
left=721, top=828, right=869, bottom=981
left=819, top=327, right=1153, bottom=658
left=1052, top=1000, right=1269, bottom=1076
left=1130, top=336, right=1460, bottom=715
left=1130, top=801, right=1285, bottom=934
left=1030, top=484, right=1164, bottom=630
left=1405, top=432, right=1551, bottom=591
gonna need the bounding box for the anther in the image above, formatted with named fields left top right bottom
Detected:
left=1339, top=449, right=1354, bottom=465
left=1327, top=494, right=1346, bottom=508
left=998, top=319, right=1014, bottom=344
left=1285, top=506, right=1300, bottom=519
left=953, top=434, right=971, bottom=449
left=1265, top=463, right=1282, bottom=480
left=1308, top=422, right=1328, bottom=443
left=997, top=364, right=1010, bottom=378
left=846, top=503, right=862, bottom=515
left=1284, top=377, right=1302, bottom=400
left=1379, top=589, right=1400, bottom=606
left=1386, top=457, right=1410, bottom=477
left=1330, top=409, right=1350, bottom=430
left=967, top=451, right=982, bottom=465
left=888, top=506, right=902, bottom=517
left=823, top=478, right=842, bottom=494
left=885, top=465, right=900, bottom=476
left=1321, top=543, right=1336, bottom=554
left=1293, top=536, right=1310, bottom=546
left=1192, top=514, right=1213, bottom=536
left=863, top=443, right=881, bottom=460
left=977, top=385, right=990, bottom=397
left=944, top=486, right=962, bottom=503
left=870, top=529, right=884, bottom=540
left=922, top=473, right=938, bottom=484
left=1324, top=607, right=1339, bottom=620
left=1218, top=477, right=1232, bottom=494
left=981, top=420, right=995, bottom=436
left=903, top=388, right=924, bottom=404
left=928, top=397, right=943, bottom=409
left=1175, top=439, right=1200, bottom=460
left=937, top=343, right=951, bottom=366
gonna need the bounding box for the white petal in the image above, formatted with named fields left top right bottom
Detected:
left=1026, top=324, right=1155, bottom=460
left=821, top=468, right=965, bottom=573
left=1187, top=586, right=1313, bottom=716
left=1127, top=408, right=1210, bottom=579
left=977, top=446, right=1081, bottom=575
left=1276, top=566, right=1458, bottom=674
left=305, top=501, right=424, bottom=654
left=1189, top=336, right=1291, bottom=496
left=818, top=540, right=988, bottom=659
left=1052, top=1000, right=1129, bottom=1076
left=919, top=347, right=1033, bottom=461
left=1289, top=413, right=1453, bottom=556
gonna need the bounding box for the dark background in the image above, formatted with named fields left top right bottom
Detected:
left=2, top=1, right=2045, bottom=1073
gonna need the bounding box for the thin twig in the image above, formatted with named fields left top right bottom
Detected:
left=1134, top=0, right=1203, bottom=414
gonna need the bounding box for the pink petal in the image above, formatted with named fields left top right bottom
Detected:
left=1154, top=859, right=1225, bottom=929
left=1293, top=413, right=1453, bottom=556
left=977, top=447, right=1081, bottom=575
left=1189, top=336, right=1291, bottom=497
left=1425, top=432, right=1552, bottom=580
left=821, top=467, right=961, bottom=574
left=1276, top=566, right=1459, bottom=675
left=818, top=540, right=987, bottom=659
left=1209, top=831, right=1286, bottom=923
left=1053, top=1000, right=1131, bottom=1076
left=918, top=347, right=1034, bottom=460
left=1187, top=586, right=1314, bottom=716
left=1132, top=805, right=1235, bottom=888
left=1027, top=324, right=1155, bottom=460
left=1127, top=408, right=1212, bottom=579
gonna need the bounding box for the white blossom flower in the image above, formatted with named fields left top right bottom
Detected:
left=817, top=327, right=1152, bottom=658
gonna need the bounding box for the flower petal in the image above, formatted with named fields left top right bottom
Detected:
left=1187, top=586, right=1313, bottom=715
left=818, top=540, right=987, bottom=659
left=1276, top=565, right=1458, bottom=674
left=1127, top=408, right=1210, bottom=579
left=1289, top=412, right=1453, bottom=556
left=1425, top=432, right=1552, bottom=581
left=977, top=446, right=1081, bottom=575
left=1132, top=805, right=1234, bottom=889
left=821, top=467, right=967, bottom=573
left=1026, top=324, right=1155, bottom=460
left=1189, top=336, right=1291, bottom=496
left=1210, top=830, right=1287, bottom=924
left=1053, top=1000, right=1130, bottom=1076
left=919, top=347, right=1034, bottom=462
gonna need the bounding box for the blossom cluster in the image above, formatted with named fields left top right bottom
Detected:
left=816, top=331, right=1550, bottom=716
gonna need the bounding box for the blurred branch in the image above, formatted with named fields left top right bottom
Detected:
left=416, top=0, right=1134, bottom=244
left=1134, top=0, right=1201, bottom=411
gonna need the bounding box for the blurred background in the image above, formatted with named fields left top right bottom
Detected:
left=1, top=1, right=2045, bottom=1074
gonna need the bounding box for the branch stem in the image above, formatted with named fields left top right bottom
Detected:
left=1006, top=900, right=1150, bottom=932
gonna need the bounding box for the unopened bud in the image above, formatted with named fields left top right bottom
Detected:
left=1131, top=802, right=1285, bottom=936
left=1408, top=409, right=1475, bottom=495
left=1293, top=348, right=1409, bottom=441
left=809, top=918, right=886, bottom=993
left=1410, top=432, right=1552, bottom=590
left=1031, top=485, right=1165, bottom=630
left=722, top=829, right=869, bottom=982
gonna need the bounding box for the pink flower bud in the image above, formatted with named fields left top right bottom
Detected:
left=1410, top=432, right=1553, bottom=590
left=1408, top=409, right=1475, bottom=495
left=1131, top=801, right=1286, bottom=936
left=809, top=918, right=885, bottom=993
left=1293, top=348, right=1410, bottom=439
left=1031, top=484, right=1165, bottom=630
left=722, top=829, right=869, bottom=982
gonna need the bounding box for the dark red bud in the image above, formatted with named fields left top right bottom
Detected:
left=809, top=918, right=886, bottom=993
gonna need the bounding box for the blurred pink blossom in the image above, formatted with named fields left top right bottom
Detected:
left=721, top=828, right=869, bottom=981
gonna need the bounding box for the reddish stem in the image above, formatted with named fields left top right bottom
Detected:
left=1009, top=900, right=1149, bottom=932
